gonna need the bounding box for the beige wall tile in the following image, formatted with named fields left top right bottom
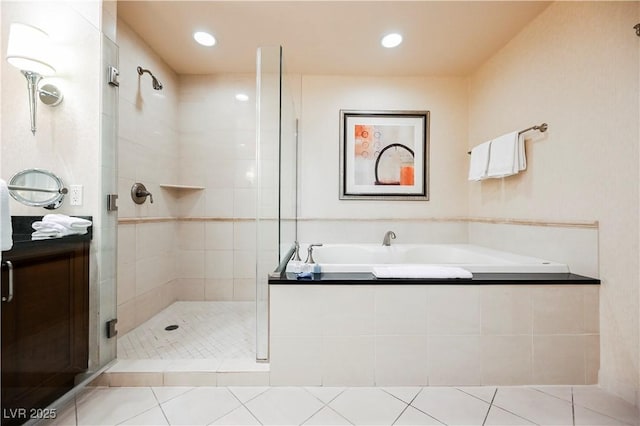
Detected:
left=205, top=250, right=234, bottom=279
left=428, top=336, right=482, bottom=385
left=322, top=336, right=375, bottom=386
left=427, top=286, right=481, bottom=335
left=205, top=222, right=234, bottom=250
left=583, top=287, right=599, bottom=334
left=117, top=299, right=136, bottom=336
left=533, top=335, right=586, bottom=385
left=481, top=286, right=531, bottom=335
left=270, top=336, right=322, bottom=386
left=163, top=372, right=217, bottom=386
left=117, top=225, right=136, bottom=265
left=532, top=287, right=584, bottom=335
left=322, top=286, right=375, bottom=336
left=481, top=335, right=532, bottom=385
left=270, top=286, right=323, bottom=337
left=585, top=334, right=600, bottom=385
left=173, top=279, right=205, bottom=301
left=177, top=250, right=205, bottom=279
left=374, top=286, right=428, bottom=335
left=205, top=279, right=234, bottom=301
left=233, top=250, right=257, bottom=279
left=217, top=372, right=270, bottom=386
left=117, top=261, right=136, bottom=305
left=375, top=335, right=428, bottom=386
left=232, top=279, right=255, bottom=301
left=177, top=222, right=205, bottom=250
left=108, top=372, right=163, bottom=387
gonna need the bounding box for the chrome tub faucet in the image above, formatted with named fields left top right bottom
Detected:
left=382, top=231, right=396, bottom=246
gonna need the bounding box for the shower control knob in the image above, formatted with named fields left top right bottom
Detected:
left=131, top=182, right=154, bottom=204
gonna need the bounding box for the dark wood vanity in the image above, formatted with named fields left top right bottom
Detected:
left=1, top=217, right=91, bottom=426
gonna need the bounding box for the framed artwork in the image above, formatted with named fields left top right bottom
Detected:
left=339, top=110, right=429, bottom=200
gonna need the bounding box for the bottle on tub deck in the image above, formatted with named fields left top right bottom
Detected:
left=304, top=243, right=323, bottom=274
left=288, top=241, right=304, bottom=273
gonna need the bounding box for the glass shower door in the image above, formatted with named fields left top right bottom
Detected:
left=255, top=46, right=298, bottom=361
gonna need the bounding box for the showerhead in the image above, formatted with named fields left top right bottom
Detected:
left=151, top=76, right=163, bottom=91
left=137, top=66, right=163, bottom=91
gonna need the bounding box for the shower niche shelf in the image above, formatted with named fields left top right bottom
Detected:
left=159, top=184, right=205, bottom=191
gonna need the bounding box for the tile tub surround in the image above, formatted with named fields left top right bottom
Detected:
left=269, top=284, right=600, bottom=387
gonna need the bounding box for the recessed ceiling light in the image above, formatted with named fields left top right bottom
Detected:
left=193, top=31, right=216, bottom=47
left=235, top=93, right=249, bottom=101
left=381, top=33, right=403, bottom=48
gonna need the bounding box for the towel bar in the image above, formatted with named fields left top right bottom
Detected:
left=467, top=122, right=548, bottom=154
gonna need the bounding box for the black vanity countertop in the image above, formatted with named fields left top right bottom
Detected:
left=2, top=216, right=93, bottom=255
left=269, top=271, right=601, bottom=285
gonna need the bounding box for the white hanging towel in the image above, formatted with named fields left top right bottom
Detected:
left=517, top=132, right=527, bottom=171
left=468, top=140, right=492, bottom=181
left=1, top=179, right=13, bottom=251
left=487, top=131, right=520, bottom=178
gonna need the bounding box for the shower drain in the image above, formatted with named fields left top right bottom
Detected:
left=164, top=324, right=179, bottom=331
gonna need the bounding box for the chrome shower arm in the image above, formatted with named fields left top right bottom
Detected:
left=137, top=66, right=163, bottom=90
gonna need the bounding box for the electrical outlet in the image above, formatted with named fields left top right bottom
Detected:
left=69, top=185, right=83, bottom=206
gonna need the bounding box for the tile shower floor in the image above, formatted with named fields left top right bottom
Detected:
left=117, top=301, right=255, bottom=360
left=48, top=385, right=638, bottom=425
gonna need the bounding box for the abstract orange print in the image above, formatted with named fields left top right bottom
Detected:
left=354, top=125, right=373, bottom=158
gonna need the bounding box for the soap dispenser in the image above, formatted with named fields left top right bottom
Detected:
left=288, top=242, right=303, bottom=273
left=304, top=243, right=323, bottom=274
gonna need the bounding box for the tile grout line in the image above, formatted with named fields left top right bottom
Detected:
left=300, top=387, right=352, bottom=425
left=73, top=393, right=79, bottom=426
left=380, top=388, right=416, bottom=426
left=407, top=388, right=447, bottom=425
left=150, top=386, right=172, bottom=426
left=571, top=386, right=576, bottom=426
left=481, top=387, right=498, bottom=426
left=491, top=388, right=553, bottom=425
left=218, top=387, right=264, bottom=426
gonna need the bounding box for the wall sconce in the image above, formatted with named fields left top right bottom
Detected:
left=6, top=23, right=63, bottom=135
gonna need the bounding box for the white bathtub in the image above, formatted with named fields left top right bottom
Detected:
left=289, top=243, right=569, bottom=273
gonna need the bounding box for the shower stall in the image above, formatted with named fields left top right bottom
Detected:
left=113, top=42, right=298, bottom=372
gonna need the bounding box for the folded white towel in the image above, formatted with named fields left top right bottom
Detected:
left=373, top=265, right=473, bottom=279
left=487, top=131, right=519, bottom=178
left=468, top=141, right=492, bottom=181
left=43, top=214, right=92, bottom=230
left=31, top=216, right=90, bottom=240
left=1, top=179, right=13, bottom=251
left=32, top=222, right=73, bottom=240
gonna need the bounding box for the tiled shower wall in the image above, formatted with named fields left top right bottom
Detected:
left=116, top=18, right=180, bottom=335
left=116, top=22, right=260, bottom=335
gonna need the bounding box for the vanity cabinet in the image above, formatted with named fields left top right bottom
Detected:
left=1, top=238, right=89, bottom=426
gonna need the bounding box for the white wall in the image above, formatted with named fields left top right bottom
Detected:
left=468, top=1, right=639, bottom=404
left=297, top=75, right=469, bottom=245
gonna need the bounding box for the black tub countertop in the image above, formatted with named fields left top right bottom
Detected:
left=269, top=271, right=600, bottom=285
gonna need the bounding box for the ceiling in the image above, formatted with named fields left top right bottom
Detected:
left=117, top=1, right=551, bottom=76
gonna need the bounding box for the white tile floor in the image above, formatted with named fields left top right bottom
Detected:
left=117, top=302, right=255, bottom=360
left=46, top=385, right=638, bottom=426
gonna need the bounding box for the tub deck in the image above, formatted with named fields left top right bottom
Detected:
left=269, top=271, right=600, bottom=285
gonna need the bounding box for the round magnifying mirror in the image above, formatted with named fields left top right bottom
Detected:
left=8, top=168, right=67, bottom=209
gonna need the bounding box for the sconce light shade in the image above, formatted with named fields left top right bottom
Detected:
left=6, top=23, right=55, bottom=75
left=6, top=22, right=62, bottom=135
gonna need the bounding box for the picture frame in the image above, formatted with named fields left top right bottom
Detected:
left=339, top=110, right=429, bottom=200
